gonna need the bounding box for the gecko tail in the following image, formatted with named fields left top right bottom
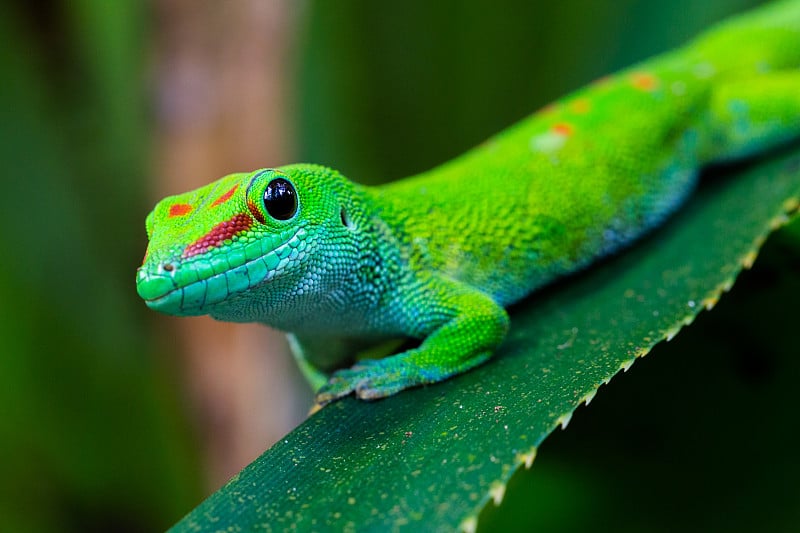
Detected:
left=688, top=0, right=800, bottom=74
left=687, top=1, right=800, bottom=164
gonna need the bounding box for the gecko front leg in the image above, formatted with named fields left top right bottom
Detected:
left=289, top=333, right=409, bottom=393
left=315, top=275, right=510, bottom=403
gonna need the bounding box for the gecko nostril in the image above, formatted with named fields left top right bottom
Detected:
left=163, top=263, right=175, bottom=272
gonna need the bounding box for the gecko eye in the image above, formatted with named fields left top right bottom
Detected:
left=263, top=178, right=297, bottom=220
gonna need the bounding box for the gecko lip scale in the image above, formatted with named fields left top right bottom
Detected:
left=137, top=228, right=306, bottom=315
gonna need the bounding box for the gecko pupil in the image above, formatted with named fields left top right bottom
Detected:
left=263, top=178, right=297, bottom=220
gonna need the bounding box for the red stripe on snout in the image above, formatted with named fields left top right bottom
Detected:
left=183, top=213, right=253, bottom=258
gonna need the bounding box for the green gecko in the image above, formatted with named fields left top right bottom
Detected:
left=137, top=0, right=800, bottom=405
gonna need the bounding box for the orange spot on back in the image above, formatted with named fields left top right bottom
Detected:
left=631, top=72, right=659, bottom=91
left=169, top=203, right=193, bottom=217
left=591, top=75, right=612, bottom=87
left=211, top=184, right=239, bottom=207
left=570, top=98, right=591, bottom=114
left=552, top=122, right=574, bottom=136
left=537, top=103, right=558, bottom=115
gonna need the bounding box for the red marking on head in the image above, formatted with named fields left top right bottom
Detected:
left=631, top=72, right=658, bottom=91
left=211, top=184, right=239, bottom=207
left=169, top=203, right=193, bottom=217
left=182, top=213, right=253, bottom=258
left=570, top=98, right=591, bottom=114
left=247, top=198, right=266, bottom=224
left=552, top=123, right=574, bottom=136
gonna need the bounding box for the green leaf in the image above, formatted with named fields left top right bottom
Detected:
left=171, top=149, right=800, bottom=532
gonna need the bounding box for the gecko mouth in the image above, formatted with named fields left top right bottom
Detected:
left=136, top=227, right=307, bottom=316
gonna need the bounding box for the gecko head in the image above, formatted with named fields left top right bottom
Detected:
left=136, top=164, right=362, bottom=322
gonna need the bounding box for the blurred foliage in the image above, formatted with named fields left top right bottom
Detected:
left=0, top=1, right=201, bottom=532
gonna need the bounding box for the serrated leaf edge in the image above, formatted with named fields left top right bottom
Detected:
left=459, top=198, right=799, bottom=533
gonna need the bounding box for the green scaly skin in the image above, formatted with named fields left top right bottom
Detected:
left=137, top=0, right=800, bottom=404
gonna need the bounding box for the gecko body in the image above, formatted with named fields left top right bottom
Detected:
left=138, top=1, right=800, bottom=403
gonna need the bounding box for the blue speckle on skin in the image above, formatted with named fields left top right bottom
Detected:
left=728, top=99, right=752, bottom=135
left=756, top=61, right=771, bottom=73
left=680, top=128, right=700, bottom=153
left=602, top=228, right=622, bottom=245
left=728, top=99, right=749, bottom=115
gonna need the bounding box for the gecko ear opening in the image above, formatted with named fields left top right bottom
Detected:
left=340, top=206, right=355, bottom=230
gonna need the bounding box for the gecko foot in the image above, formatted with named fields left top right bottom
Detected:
left=315, top=359, right=419, bottom=404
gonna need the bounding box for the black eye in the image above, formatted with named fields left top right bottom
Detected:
left=263, top=178, right=297, bottom=220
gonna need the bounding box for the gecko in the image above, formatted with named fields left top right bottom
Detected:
left=137, top=0, right=800, bottom=405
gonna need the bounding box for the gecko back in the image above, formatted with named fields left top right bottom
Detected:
left=138, top=1, right=800, bottom=402
left=376, top=0, right=800, bottom=307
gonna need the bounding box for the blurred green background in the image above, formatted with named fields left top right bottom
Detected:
left=3, top=0, right=797, bottom=531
